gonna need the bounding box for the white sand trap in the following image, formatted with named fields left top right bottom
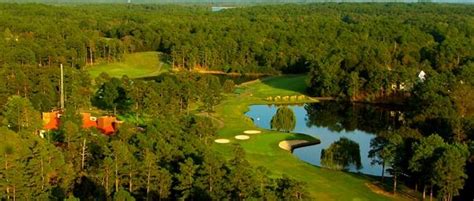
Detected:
left=214, top=139, right=230, bottom=144
left=243, top=130, right=261, bottom=134
left=235, top=135, right=250, bottom=140
left=278, top=140, right=308, bottom=151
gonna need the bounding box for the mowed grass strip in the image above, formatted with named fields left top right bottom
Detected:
left=246, top=74, right=310, bottom=97
left=213, top=75, right=411, bottom=201
left=87, top=51, right=169, bottom=79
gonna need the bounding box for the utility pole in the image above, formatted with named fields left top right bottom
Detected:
left=60, top=64, right=64, bottom=110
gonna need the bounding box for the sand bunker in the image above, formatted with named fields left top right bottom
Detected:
left=235, top=135, right=250, bottom=140
left=278, top=140, right=309, bottom=151
left=243, top=130, right=261, bottom=134
left=214, top=139, right=230, bottom=144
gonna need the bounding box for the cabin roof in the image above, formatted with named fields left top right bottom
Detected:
left=42, top=112, right=119, bottom=134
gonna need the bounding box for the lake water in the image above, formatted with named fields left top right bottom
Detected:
left=245, top=102, right=404, bottom=176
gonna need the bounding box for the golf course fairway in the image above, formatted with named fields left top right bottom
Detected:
left=212, top=75, right=413, bottom=201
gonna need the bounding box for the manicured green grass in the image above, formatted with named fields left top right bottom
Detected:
left=212, top=75, right=411, bottom=201
left=249, top=74, right=310, bottom=97
left=87, top=51, right=170, bottom=79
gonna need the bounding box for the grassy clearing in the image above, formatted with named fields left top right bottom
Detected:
left=87, top=51, right=170, bottom=79
left=212, top=75, right=411, bottom=201
left=244, top=75, right=310, bottom=97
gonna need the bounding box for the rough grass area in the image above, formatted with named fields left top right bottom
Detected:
left=212, top=75, right=412, bottom=201
left=87, top=51, right=170, bottom=79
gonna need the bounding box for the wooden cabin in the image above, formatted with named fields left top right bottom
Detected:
left=42, top=112, right=120, bottom=135
left=97, top=116, right=117, bottom=135
left=42, top=111, right=60, bottom=130
left=81, top=113, right=98, bottom=129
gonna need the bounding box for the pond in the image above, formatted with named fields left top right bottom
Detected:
left=245, top=102, right=405, bottom=176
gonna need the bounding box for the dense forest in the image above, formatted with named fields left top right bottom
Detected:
left=0, top=3, right=472, bottom=200
left=0, top=3, right=472, bottom=100
left=1, top=70, right=312, bottom=200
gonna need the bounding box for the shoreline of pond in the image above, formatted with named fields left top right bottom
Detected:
left=244, top=102, right=401, bottom=176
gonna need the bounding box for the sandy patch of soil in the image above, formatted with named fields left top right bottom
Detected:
left=243, top=130, right=262, bottom=134
left=278, top=140, right=309, bottom=151
left=214, top=139, right=230, bottom=144
left=235, top=135, right=250, bottom=140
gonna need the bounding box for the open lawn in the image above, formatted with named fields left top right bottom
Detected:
left=212, top=75, right=412, bottom=200
left=87, top=51, right=170, bottom=79
left=244, top=74, right=310, bottom=97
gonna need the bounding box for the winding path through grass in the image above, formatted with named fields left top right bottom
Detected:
left=213, top=75, right=411, bottom=200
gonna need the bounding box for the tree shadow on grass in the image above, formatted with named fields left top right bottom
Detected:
left=284, top=133, right=320, bottom=143
left=260, top=75, right=310, bottom=95
left=344, top=171, right=418, bottom=200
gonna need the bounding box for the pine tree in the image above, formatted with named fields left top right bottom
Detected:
left=228, top=146, right=257, bottom=200
left=433, top=143, right=469, bottom=201
left=175, top=158, right=198, bottom=200
left=197, top=152, right=229, bottom=200
left=276, top=175, right=308, bottom=200
left=3, top=96, right=41, bottom=133
left=410, top=134, right=446, bottom=200
left=156, top=168, right=172, bottom=200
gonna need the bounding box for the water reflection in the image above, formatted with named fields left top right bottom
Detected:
left=245, top=101, right=404, bottom=176
left=305, top=102, right=405, bottom=134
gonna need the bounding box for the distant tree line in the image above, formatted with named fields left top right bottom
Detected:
left=0, top=4, right=471, bottom=99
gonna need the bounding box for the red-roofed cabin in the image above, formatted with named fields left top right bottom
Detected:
left=42, top=112, right=120, bottom=135
left=42, top=111, right=60, bottom=130
left=81, top=113, right=98, bottom=129
left=97, top=116, right=117, bottom=135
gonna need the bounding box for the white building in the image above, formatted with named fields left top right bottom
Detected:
left=418, top=70, right=426, bottom=82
